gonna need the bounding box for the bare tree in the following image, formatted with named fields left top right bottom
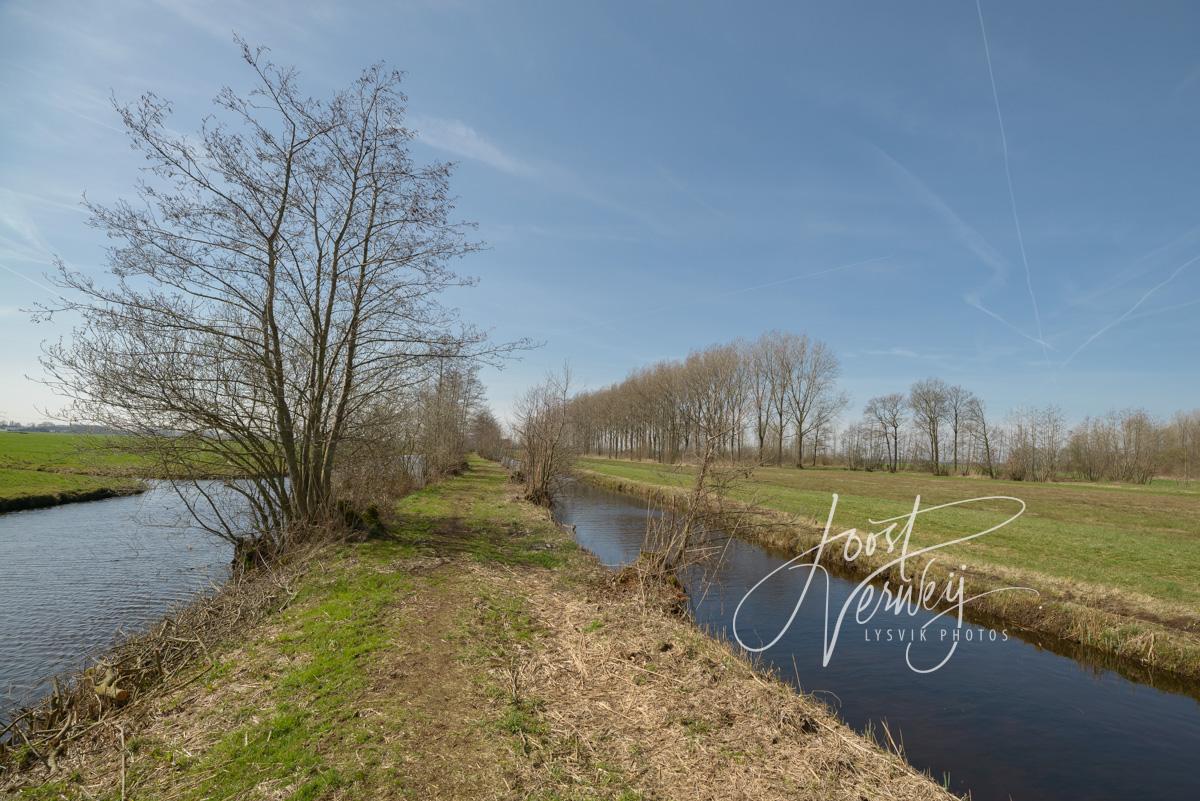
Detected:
left=1007, top=405, right=1065, bottom=482
left=865, top=393, right=905, bottom=472
left=39, top=43, right=512, bottom=555
left=946, top=385, right=973, bottom=475
left=747, top=337, right=774, bottom=463
left=680, top=344, right=747, bottom=461
left=755, top=331, right=792, bottom=465
left=1114, top=408, right=1161, bottom=484
left=909, top=378, right=950, bottom=474
left=513, top=367, right=575, bottom=505
left=768, top=344, right=792, bottom=465
left=415, top=363, right=486, bottom=477
left=783, top=336, right=846, bottom=468
left=469, top=408, right=507, bottom=461
left=1170, top=410, right=1200, bottom=482
left=966, top=396, right=996, bottom=478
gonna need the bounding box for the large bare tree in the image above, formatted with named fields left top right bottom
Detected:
left=966, top=395, right=996, bottom=478
left=40, top=43, right=507, bottom=552
left=946, top=384, right=974, bottom=475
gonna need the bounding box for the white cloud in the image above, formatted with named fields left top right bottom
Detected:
left=412, top=116, right=679, bottom=235
left=412, top=115, right=534, bottom=176
left=0, top=190, right=54, bottom=265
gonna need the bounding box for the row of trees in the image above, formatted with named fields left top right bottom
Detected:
left=567, top=332, right=1198, bottom=484
left=1065, top=409, right=1200, bottom=484
left=332, top=362, right=491, bottom=509
left=852, top=385, right=1198, bottom=484
left=570, top=332, right=846, bottom=467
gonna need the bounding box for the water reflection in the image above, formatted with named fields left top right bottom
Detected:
left=0, top=482, right=233, bottom=723
left=553, top=480, right=1200, bottom=801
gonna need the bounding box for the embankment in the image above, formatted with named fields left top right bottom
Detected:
left=2, top=459, right=956, bottom=801
left=0, top=467, right=145, bottom=515
left=579, top=467, right=1200, bottom=685
left=0, top=486, right=144, bottom=515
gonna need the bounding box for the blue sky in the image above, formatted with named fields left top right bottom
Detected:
left=2, top=0, right=1199, bottom=424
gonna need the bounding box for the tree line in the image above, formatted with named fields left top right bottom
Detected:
left=566, top=331, right=1200, bottom=484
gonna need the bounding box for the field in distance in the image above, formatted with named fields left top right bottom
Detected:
left=0, top=432, right=151, bottom=509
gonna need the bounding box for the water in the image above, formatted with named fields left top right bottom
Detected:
left=0, top=483, right=233, bottom=723
left=553, top=481, right=1200, bottom=801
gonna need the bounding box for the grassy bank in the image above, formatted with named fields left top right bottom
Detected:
left=0, top=432, right=150, bottom=511
left=579, top=456, right=1200, bottom=680
left=7, top=459, right=956, bottom=800
left=0, top=431, right=251, bottom=511
left=0, top=467, right=142, bottom=513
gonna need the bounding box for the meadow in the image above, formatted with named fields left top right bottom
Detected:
left=0, top=432, right=152, bottom=474
left=0, top=432, right=149, bottom=509
left=579, top=457, right=1200, bottom=673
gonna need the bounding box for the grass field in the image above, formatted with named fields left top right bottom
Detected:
left=0, top=432, right=152, bottom=475
left=579, top=456, right=1200, bottom=675
left=0, top=432, right=149, bottom=510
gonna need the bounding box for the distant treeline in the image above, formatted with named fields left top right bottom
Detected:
left=0, top=422, right=124, bottom=434
left=567, top=331, right=1199, bottom=484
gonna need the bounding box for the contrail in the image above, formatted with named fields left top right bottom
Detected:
left=1123, top=294, right=1200, bottom=323
left=1062, top=252, right=1200, bottom=367
left=976, top=0, right=1049, bottom=366
left=964, top=294, right=1053, bottom=350
left=0, top=261, right=64, bottom=299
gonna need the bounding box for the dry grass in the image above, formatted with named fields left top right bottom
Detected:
left=513, top=567, right=955, bottom=800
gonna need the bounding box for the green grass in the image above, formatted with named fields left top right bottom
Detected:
left=389, top=467, right=573, bottom=569
left=0, top=432, right=150, bottom=475
left=0, top=467, right=136, bottom=500
left=182, top=553, right=416, bottom=800
left=579, top=457, right=1200, bottom=618
left=0, top=431, right=256, bottom=509
left=0, top=433, right=150, bottom=509
left=0, top=467, right=141, bottom=508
